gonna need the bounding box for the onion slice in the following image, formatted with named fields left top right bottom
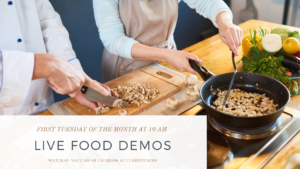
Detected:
left=262, top=34, right=282, bottom=53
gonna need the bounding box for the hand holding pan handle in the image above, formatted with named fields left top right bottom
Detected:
left=189, top=60, right=215, bottom=81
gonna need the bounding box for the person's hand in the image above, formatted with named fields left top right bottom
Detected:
left=163, top=49, right=202, bottom=74
left=74, top=83, right=118, bottom=110
left=131, top=43, right=201, bottom=75
left=217, top=12, right=243, bottom=56
left=32, top=54, right=112, bottom=110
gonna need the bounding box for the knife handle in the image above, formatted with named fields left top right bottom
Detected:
left=81, top=86, right=88, bottom=94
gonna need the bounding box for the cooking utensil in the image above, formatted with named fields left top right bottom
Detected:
left=189, top=60, right=290, bottom=128
left=81, top=86, right=132, bottom=108
left=222, top=52, right=237, bottom=109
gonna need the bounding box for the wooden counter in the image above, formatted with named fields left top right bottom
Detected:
left=40, top=19, right=300, bottom=115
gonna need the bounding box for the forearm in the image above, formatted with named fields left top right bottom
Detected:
left=131, top=43, right=169, bottom=61
left=216, top=11, right=233, bottom=26
left=32, top=54, right=54, bottom=80
left=131, top=43, right=201, bottom=75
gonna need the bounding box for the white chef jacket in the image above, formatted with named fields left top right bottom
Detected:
left=0, top=0, right=82, bottom=115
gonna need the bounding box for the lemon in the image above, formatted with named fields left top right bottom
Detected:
left=282, top=37, right=300, bottom=54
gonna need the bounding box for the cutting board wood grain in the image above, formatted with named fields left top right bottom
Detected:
left=63, top=66, right=186, bottom=115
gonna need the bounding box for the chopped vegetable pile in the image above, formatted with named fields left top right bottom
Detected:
left=211, top=88, right=278, bottom=117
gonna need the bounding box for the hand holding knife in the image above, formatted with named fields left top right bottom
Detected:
left=81, top=86, right=132, bottom=108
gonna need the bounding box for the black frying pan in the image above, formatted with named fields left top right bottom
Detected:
left=189, top=60, right=290, bottom=128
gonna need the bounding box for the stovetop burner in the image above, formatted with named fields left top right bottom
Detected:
left=198, top=108, right=300, bottom=168
left=207, top=131, right=233, bottom=169
left=208, top=115, right=282, bottom=140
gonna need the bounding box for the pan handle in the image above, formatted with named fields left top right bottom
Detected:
left=189, top=60, right=215, bottom=81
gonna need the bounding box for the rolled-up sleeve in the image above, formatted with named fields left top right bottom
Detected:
left=93, top=0, right=138, bottom=59
left=181, top=0, right=233, bottom=28
left=36, top=0, right=83, bottom=69
left=0, top=50, right=34, bottom=108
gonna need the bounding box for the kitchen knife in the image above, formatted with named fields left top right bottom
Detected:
left=81, top=86, right=132, bottom=108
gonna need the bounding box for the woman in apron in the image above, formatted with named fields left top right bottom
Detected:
left=93, top=0, right=242, bottom=82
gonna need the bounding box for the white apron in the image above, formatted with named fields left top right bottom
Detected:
left=101, top=0, right=178, bottom=82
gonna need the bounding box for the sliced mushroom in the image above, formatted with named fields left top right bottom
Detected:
left=95, top=106, right=110, bottom=115
left=95, top=106, right=102, bottom=115
left=101, top=107, right=110, bottom=114
left=138, top=94, right=145, bottom=100
left=113, top=99, right=124, bottom=108
left=132, top=100, right=141, bottom=106
left=143, top=99, right=150, bottom=104
left=112, top=83, right=160, bottom=107
left=211, top=88, right=277, bottom=117
left=119, top=109, right=128, bottom=116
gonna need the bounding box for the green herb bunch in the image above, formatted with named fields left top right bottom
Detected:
left=242, top=47, right=299, bottom=96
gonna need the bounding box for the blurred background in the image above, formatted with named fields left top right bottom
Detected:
left=49, top=0, right=300, bottom=102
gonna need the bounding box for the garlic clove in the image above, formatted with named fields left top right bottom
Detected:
left=165, top=96, right=179, bottom=110
left=119, top=109, right=128, bottom=116
left=186, top=74, right=198, bottom=86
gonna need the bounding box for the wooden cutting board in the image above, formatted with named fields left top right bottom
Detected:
left=63, top=65, right=186, bottom=115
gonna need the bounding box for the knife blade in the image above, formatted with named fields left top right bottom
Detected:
left=81, top=86, right=132, bottom=108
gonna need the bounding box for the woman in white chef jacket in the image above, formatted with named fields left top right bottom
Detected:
left=0, top=0, right=114, bottom=115
left=93, top=0, right=243, bottom=83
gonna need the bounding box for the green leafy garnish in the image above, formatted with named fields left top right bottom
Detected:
left=242, top=47, right=299, bottom=96
left=251, top=30, right=257, bottom=46
left=258, top=26, right=269, bottom=37
left=289, top=31, right=300, bottom=41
